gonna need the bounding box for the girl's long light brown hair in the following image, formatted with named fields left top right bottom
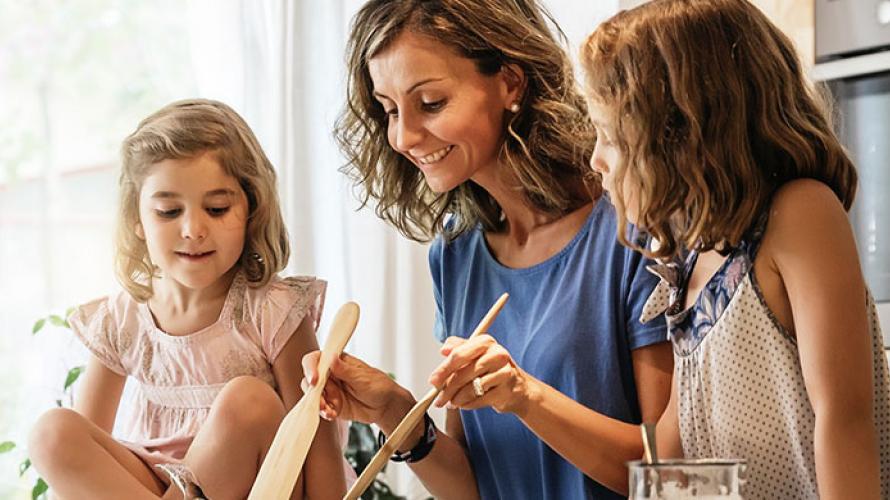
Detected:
left=117, top=99, right=289, bottom=301
left=581, top=0, right=857, bottom=259
left=336, top=0, right=597, bottom=242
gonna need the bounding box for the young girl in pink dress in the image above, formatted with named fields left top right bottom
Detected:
left=28, top=99, right=348, bottom=500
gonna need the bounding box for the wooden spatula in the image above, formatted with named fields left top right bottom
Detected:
left=247, top=301, right=360, bottom=500
left=345, top=293, right=508, bottom=500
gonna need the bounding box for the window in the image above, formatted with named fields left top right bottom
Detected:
left=0, top=1, right=201, bottom=495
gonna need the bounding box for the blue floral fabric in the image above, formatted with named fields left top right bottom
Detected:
left=649, top=214, right=768, bottom=355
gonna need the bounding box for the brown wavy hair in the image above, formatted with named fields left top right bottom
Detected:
left=116, top=99, right=289, bottom=301
left=335, top=0, right=597, bottom=242
left=580, top=0, right=857, bottom=259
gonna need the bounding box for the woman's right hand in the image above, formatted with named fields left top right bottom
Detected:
left=301, top=352, right=414, bottom=428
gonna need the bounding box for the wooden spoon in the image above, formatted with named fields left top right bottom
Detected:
left=345, top=293, right=509, bottom=500
left=247, top=302, right=360, bottom=500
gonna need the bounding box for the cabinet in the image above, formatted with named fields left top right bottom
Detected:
left=750, top=0, right=815, bottom=66
left=617, top=0, right=815, bottom=66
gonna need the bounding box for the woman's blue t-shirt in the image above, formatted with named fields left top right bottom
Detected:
left=429, top=197, right=667, bottom=499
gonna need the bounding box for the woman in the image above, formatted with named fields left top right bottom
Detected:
left=306, top=1, right=673, bottom=497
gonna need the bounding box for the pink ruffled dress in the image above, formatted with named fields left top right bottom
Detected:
left=69, top=272, right=354, bottom=489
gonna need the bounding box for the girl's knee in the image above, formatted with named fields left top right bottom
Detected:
left=211, top=376, right=284, bottom=429
left=28, top=408, right=88, bottom=467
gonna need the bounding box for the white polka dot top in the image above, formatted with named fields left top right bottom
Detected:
left=643, top=216, right=890, bottom=499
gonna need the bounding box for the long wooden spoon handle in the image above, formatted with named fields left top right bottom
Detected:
left=345, top=293, right=508, bottom=500
left=465, top=293, right=509, bottom=339
left=248, top=301, right=359, bottom=500
left=316, top=302, right=360, bottom=388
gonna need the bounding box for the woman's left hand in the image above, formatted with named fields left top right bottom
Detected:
left=429, top=334, right=537, bottom=416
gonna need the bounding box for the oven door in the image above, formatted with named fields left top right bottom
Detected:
left=830, top=73, right=890, bottom=347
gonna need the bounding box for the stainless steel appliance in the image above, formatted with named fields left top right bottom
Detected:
left=816, top=0, right=890, bottom=346
left=816, top=0, right=890, bottom=62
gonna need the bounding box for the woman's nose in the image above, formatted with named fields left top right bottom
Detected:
left=391, top=114, right=424, bottom=154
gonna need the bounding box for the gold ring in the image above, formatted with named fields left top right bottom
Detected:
left=472, top=376, right=485, bottom=397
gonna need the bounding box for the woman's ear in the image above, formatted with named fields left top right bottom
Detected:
left=500, top=63, right=527, bottom=110
left=135, top=223, right=145, bottom=240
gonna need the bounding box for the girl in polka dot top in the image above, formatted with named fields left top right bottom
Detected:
left=580, top=0, right=890, bottom=498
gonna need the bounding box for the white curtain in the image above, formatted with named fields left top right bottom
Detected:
left=186, top=1, right=441, bottom=495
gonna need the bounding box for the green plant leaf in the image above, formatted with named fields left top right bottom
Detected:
left=0, top=441, right=14, bottom=453
left=346, top=421, right=406, bottom=497
left=19, top=458, right=31, bottom=477
left=32, top=318, right=46, bottom=334
left=48, top=315, right=67, bottom=328
left=65, top=307, right=75, bottom=318
left=64, top=366, right=85, bottom=391
left=31, top=478, right=48, bottom=500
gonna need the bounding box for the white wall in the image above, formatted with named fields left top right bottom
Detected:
left=544, top=0, right=619, bottom=63
left=619, top=0, right=648, bottom=9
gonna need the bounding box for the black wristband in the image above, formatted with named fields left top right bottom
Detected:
left=377, top=412, right=437, bottom=463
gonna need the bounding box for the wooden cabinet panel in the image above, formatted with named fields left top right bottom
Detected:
left=751, top=0, right=815, bottom=67
left=617, top=0, right=815, bottom=67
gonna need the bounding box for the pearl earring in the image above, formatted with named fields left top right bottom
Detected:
left=509, top=103, right=520, bottom=113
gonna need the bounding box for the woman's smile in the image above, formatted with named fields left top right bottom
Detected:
left=415, top=145, right=454, bottom=165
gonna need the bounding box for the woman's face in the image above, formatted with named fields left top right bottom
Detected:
left=587, top=101, right=640, bottom=223
left=368, top=31, right=519, bottom=193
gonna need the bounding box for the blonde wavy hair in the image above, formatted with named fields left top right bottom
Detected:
left=116, top=99, right=289, bottom=301
left=581, top=0, right=857, bottom=259
left=335, top=0, right=598, bottom=242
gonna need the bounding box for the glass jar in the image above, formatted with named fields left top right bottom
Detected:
left=627, top=459, right=747, bottom=499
